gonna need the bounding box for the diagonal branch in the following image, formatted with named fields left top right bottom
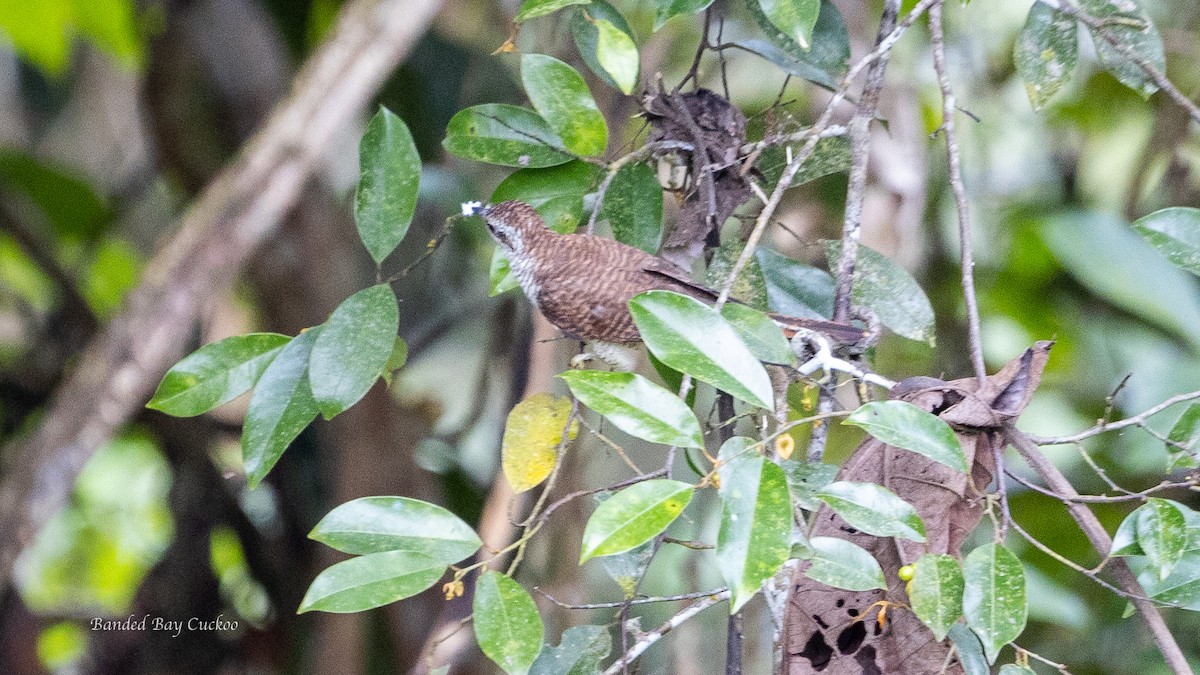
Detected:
left=0, top=0, right=443, bottom=593
left=1004, top=426, right=1191, bottom=675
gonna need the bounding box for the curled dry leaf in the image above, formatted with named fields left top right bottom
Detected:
left=782, top=341, right=1053, bottom=675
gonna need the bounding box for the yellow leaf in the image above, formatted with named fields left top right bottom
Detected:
left=502, top=393, right=577, bottom=492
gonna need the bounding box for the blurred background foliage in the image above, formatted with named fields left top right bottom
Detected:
left=0, top=0, right=1198, bottom=673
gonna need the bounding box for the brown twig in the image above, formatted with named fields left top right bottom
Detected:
left=601, top=590, right=731, bottom=675
left=1004, top=426, right=1191, bottom=674
left=1028, top=388, right=1200, bottom=445
left=930, top=0, right=987, bottom=384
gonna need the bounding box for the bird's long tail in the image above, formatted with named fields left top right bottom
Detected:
left=768, top=313, right=867, bottom=345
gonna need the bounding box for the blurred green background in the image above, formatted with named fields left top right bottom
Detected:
left=0, top=0, right=1198, bottom=672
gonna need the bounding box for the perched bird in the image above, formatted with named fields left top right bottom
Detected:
left=468, top=200, right=865, bottom=369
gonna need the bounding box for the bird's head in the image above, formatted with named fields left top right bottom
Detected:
left=463, top=200, right=547, bottom=257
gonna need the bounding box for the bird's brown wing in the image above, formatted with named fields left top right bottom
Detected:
left=640, top=257, right=718, bottom=301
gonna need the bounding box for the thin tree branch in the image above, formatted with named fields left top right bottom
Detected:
left=535, top=587, right=729, bottom=610
left=0, top=0, right=444, bottom=593
left=832, top=0, right=899, bottom=323
left=930, top=0, right=987, bottom=384
left=1004, top=426, right=1191, bottom=675
left=1028, top=388, right=1200, bottom=445
left=715, top=0, right=940, bottom=309
left=601, top=590, right=731, bottom=675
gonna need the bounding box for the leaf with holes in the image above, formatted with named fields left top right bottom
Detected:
left=817, top=481, right=926, bottom=542
left=580, top=480, right=694, bottom=562
left=474, top=571, right=544, bottom=675
left=963, top=543, right=1026, bottom=664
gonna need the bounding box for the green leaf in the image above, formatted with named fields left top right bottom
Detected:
left=308, top=496, right=482, bottom=564
left=1144, top=556, right=1200, bottom=611
left=1042, top=211, right=1200, bottom=348
left=298, top=551, right=445, bottom=613
left=741, top=0, right=849, bottom=89
left=708, top=239, right=770, bottom=310
left=843, top=401, right=968, bottom=473
left=355, top=108, right=420, bottom=264
left=824, top=240, right=935, bottom=344
left=1133, top=207, right=1200, bottom=276
left=382, top=337, right=408, bottom=386
left=493, top=161, right=600, bottom=232
left=580, top=479, right=694, bottom=562
left=517, top=0, right=590, bottom=22
left=1167, top=404, right=1200, bottom=470
left=1014, top=1, right=1078, bottom=111
left=444, top=104, right=571, bottom=168
left=756, top=135, right=852, bottom=188
left=1080, top=0, right=1164, bottom=98
left=963, top=543, right=1027, bottom=664
left=558, top=370, right=703, bottom=448
left=530, top=625, right=612, bottom=675
left=716, top=454, right=792, bottom=612
left=309, top=284, right=399, bottom=419
left=474, top=571, right=545, bottom=675
left=948, top=625, right=990, bottom=675
left=803, top=537, right=886, bottom=591
left=629, top=290, right=774, bottom=409
left=720, top=303, right=797, bottom=366
left=148, top=334, right=290, bottom=416
left=756, top=0, right=820, bottom=51
left=571, top=3, right=636, bottom=93
left=1136, top=499, right=1188, bottom=581
left=243, top=329, right=321, bottom=488
left=655, top=0, right=716, bottom=30
left=600, top=537, right=654, bottom=598
left=780, top=459, right=836, bottom=511
left=0, top=150, right=113, bottom=241
left=816, top=481, right=926, bottom=542
left=754, top=247, right=833, bottom=319
left=600, top=162, right=663, bottom=253
left=522, top=54, right=607, bottom=157
left=908, top=554, right=964, bottom=641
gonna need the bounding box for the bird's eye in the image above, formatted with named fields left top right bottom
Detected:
left=487, top=221, right=512, bottom=248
